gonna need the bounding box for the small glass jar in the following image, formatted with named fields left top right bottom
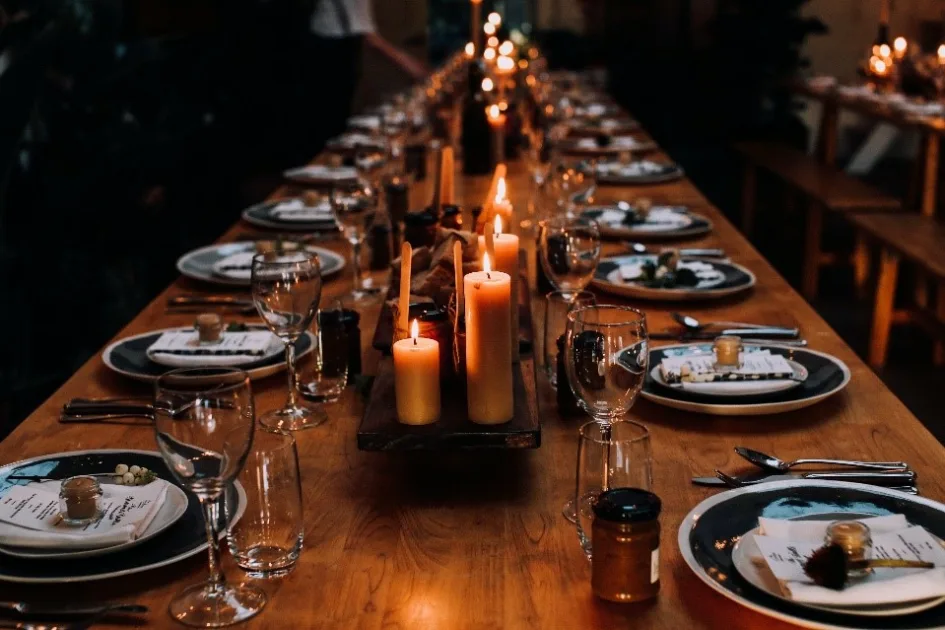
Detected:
left=591, top=488, right=661, bottom=603
left=195, top=313, right=223, bottom=344
left=825, top=520, right=873, bottom=578
left=713, top=335, right=743, bottom=371
left=58, top=476, right=103, bottom=526
left=440, top=205, right=464, bottom=230
left=403, top=211, right=439, bottom=249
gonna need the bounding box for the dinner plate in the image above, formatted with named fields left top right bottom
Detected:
left=241, top=198, right=342, bottom=232
left=679, top=480, right=945, bottom=629
left=641, top=343, right=850, bottom=415
left=730, top=514, right=945, bottom=617
left=0, top=450, right=245, bottom=583
left=594, top=161, right=685, bottom=185
left=648, top=357, right=808, bottom=397
left=580, top=205, right=712, bottom=240
left=592, top=254, right=756, bottom=301
left=0, top=480, right=189, bottom=560
left=176, top=241, right=344, bottom=286
left=103, top=326, right=315, bottom=383
left=566, top=118, right=640, bottom=136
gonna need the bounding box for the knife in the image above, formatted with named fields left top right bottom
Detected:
left=0, top=602, right=148, bottom=616
left=692, top=470, right=917, bottom=487
left=649, top=327, right=800, bottom=340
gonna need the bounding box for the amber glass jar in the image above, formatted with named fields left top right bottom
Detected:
left=591, top=488, right=661, bottom=603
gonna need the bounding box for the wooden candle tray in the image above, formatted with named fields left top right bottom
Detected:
left=358, top=258, right=541, bottom=451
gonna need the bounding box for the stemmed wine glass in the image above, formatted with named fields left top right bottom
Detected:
left=251, top=250, right=324, bottom=430
left=562, top=304, right=649, bottom=524
left=331, top=181, right=381, bottom=303
left=538, top=216, right=601, bottom=298
left=153, top=367, right=265, bottom=627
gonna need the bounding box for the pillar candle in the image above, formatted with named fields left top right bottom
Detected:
left=393, top=320, right=440, bottom=425
left=478, top=216, right=519, bottom=361
left=464, top=255, right=514, bottom=424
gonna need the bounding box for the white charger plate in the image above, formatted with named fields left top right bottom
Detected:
left=0, top=480, right=189, bottom=560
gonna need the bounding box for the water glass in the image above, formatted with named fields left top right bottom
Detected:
left=251, top=250, right=325, bottom=431
left=298, top=308, right=350, bottom=403
left=227, top=428, right=304, bottom=579
left=564, top=304, right=648, bottom=423
left=543, top=290, right=596, bottom=388
left=332, top=182, right=382, bottom=304
left=153, top=367, right=265, bottom=627
left=575, top=420, right=652, bottom=560
left=539, top=217, right=601, bottom=295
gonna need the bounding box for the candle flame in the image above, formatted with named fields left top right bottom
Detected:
left=487, top=11, right=501, bottom=26
left=497, top=55, right=515, bottom=72
left=465, top=42, right=475, bottom=58
left=495, top=176, right=507, bottom=203
left=483, top=48, right=497, bottom=62
left=487, top=36, right=499, bottom=48
left=878, top=43, right=891, bottom=58
left=494, top=214, right=502, bottom=236
left=499, top=100, right=508, bottom=111
left=483, top=252, right=492, bottom=274
left=482, top=77, right=494, bottom=92
left=894, top=37, right=907, bottom=53
left=410, top=319, right=419, bottom=342
left=483, top=22, right=496, bottom=36
left=938, top=44, right=945, bottom=60
left=488, top=104, right=501, bottom=120
left=498, top=41, right=514, bottom=56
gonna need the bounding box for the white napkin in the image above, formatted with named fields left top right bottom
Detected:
left=211, top=251, right=256, bottom=281
left=659, top=349, right=796, bottom=394
left=0, top=481, right=169, bottom=550
left=270, top=199, right=336, bottom=223
left=147, top=330, right=277, bottom=367
left=347, top=115, right=381, bottom=130
left=619, top=259, right=724, bottom=288
left=285, top=165, right=358, bottom=183
left=332, top=132, right=381, bottom=148
left=575, top=136, right=644, bottom=151
left=599, top=160, right=668, bottom=178
left=753, top=515, right=945, bottom=606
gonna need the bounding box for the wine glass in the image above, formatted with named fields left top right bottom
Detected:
left=153, top=367, right=265, bottom=627
left=562, top=304, right=649, bottom=523
left=251, top=250, right=325, bottom=430
left=538, top=216, right=601, bottom=297
left=331, top=180, right=382, bottom=303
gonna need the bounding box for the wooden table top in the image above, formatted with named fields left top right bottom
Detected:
left=3, top=112, right=944, bottom=630
left=790, top=78, right=945, bottom=134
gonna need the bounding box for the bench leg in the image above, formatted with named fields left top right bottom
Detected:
left=921, top=132, right=940, bottom=218
left=935, top=283, right=945, bottom=366
left=916, top=269, right=929, bottom=310
left=869, top=248, right=899, bottom=369
left=802, top=202, right=823, bottom=300
left=741, top=163, right=756, bottom=236
left=853, top=233, right=870, bottom=300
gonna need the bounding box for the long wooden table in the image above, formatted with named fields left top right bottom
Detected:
left=4, top=114, right=945, bottom=629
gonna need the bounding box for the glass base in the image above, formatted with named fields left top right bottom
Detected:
left=235, top=543, right=301, bottom=579
left=168, top=582, right=266, bottom=628
left=259, top=404, right=327, bottom=431
left=561, top=499, right=577, bottom=524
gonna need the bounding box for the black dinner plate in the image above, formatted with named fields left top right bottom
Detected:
left=682, top=482, right=945, bottom=629
left=595, top=162, right=685, bottom=185
left=593, top=255, right=755, bottom=302
left=0, top=450, right=241, bottom=583
left=581, top=206, right=712, bottom=241
left=242, top=199, right=342, bottom=232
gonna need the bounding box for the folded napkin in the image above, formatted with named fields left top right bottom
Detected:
left=598, top=160, right=669, bottom=178
left=597, top=206, right=691, bottom=232
left=348, top=115, right=381, bottom=130
left=576, top=103, right=608, bottom=118
left=574, top=136, right=643, bottom=151
left=211, top=251, right=260, bottom=281
left=0, top=481, right=169, bottom=550
left=659, top=349, right=795, bottom=394
left=287, top=165, right=358, bottom=183
left=753, top=514, right=945, bottom=606
left=619, top=259, right=724, bottom=288
left=331, top=132, right=383, bottom=149
left=147, top=330, right=277, bottom=367
left=270, top=199, right=336, bottom=223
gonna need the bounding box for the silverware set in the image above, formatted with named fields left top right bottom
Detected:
left=650, top=311, right=804, bottom=344
left=693, top=447, right=917, bottom=493
left=166, top=295, right=256, bottom=315
left=59, top=398, right=154, bottom=424
left=0, top=602, right=147, bottom=630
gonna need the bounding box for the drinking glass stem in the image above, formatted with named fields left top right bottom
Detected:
left=351, top=238, right=364, bottom=292
left=285, top=341, right=298, bottom=408
left=600, top=421, right=612, bottom=493
left=200, top=497, right=226, bottom=593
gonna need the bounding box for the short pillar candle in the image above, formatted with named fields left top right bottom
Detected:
left=393, top=319, right=441, bottom=425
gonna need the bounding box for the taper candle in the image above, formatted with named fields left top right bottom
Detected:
left=487, top=104, right=506, bottom=167
left=471, top=0, right=482, bottom=53
left=464, top=254, right=514, bottom=424
left=393, top=319, right=440, bottom=425
left=399, top=242, right=412, bottom=333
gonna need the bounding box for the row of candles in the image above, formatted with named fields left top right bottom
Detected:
left=392, top=167, right=519, bottom=426
left=869, top=36, right=945, bottom=79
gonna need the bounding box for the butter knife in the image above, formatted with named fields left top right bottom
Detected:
left=692, top=470, right=917, bottom=487
left=0, top=602, right=147, bottom=616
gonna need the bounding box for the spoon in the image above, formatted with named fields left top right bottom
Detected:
left=734, top=447, right=909, bottom=473
left=672, top=312, right=796, bottom=334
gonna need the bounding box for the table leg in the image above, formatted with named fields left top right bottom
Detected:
left=802, top=201, right=823, bottom=300
left=816, top=101, right=839, bottom=167
left=921, top=132, right=940, bottom=217
left=853, top=233, right=870, bottom=300
left=869, top=247, right=899, bottom=369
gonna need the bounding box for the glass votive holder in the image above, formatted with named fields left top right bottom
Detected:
left=58, top=476, right=103, bottom=526
left=713, top=335, right=743, bottom=371
left=825, top=520, right=873, bottom=578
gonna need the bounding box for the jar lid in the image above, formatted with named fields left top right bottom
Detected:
left=404, top=211, right=438, bottom=227
left=592, top=488, right=661, bottom=523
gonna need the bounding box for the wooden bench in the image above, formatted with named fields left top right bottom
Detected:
left=736, top=142, right=902, bottom=300
left=847, top=213, right=945, bottom=368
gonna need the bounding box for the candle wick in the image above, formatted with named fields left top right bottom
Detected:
left=486, top=271, right=491, bottom=280
left=413, top=337, right=418, bottom=346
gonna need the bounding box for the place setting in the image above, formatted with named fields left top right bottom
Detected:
left=175, top=239, right=344, bottom=287
left=579, top=198, right=713, bottom=240
left=591, top=248, right=757, bottom=301
left=593, top=157, right=685, bottom=185
left=241, top=190, right=351, bottom=232
left=559, top=133, right=657, bottom=156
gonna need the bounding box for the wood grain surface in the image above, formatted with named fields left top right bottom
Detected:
left=1, top=113, right=943, bottom=630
